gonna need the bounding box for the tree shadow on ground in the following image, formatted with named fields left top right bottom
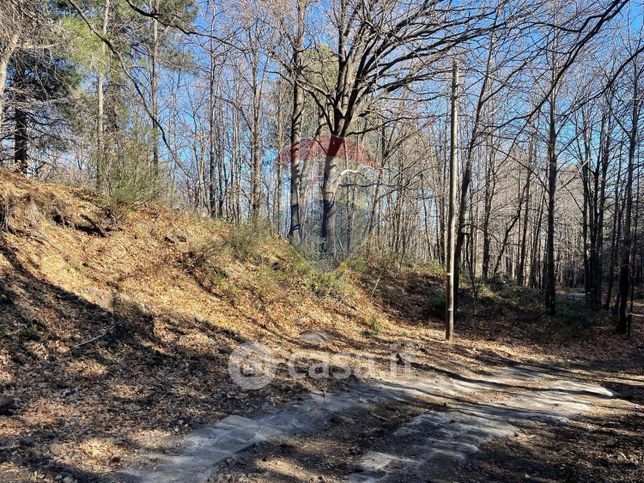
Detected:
left=205, top=381, right=642, bottom=482
left=455, top=410, right=643, bottom=482
left=0, top=239, right=309, bottom=481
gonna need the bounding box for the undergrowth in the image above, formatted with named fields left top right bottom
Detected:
left=305, top=271, right=348, bottom=299
left=427, top=292, right=446, bottom=318
left=184, top=223, right=349, bottom=301
left=477, top=280, right=612, bottom=340
left=368, top=316, right=382, bottom=336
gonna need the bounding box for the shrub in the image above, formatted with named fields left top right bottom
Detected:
left=368, top=316, right=381, bottom=335
left=543, top=298, right=608, bottom=331
left=222, top=222, right=269, bottom=262
left=427, top=292, right=445, bottom=318
left=306, top=271, right=347, bottom=299
left=108, top=172, right=169, bottom=207
left=342, top=255, right=368, bottom=273
left=104, top=140, right=173, bottom=207
left=273, top=246, right=313, bottom=279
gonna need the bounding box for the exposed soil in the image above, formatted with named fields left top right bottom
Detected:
left=460, top=411, right=643, bottom=482
left=209, top=402, right=434, bottom=483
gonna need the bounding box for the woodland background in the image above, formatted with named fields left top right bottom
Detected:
left=0, top=0, right=642, bottom=329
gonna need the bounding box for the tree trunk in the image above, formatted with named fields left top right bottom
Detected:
left=207, top=19, right=217, bottom=217
left=321, top=135, right=344, bottom=256
left=544, top=81, right=558, bottom=314
left=594, top=112, right=611, bottom=306
left=481, top=140, right=496, bottom=281
left=275, top=79, right=284, bottom=234
left=367, top=125, right=387, bottom=255
left=150, top=0, right=160, bottom=175
left=14, top=61, right=28, bottom=174
left=14, top=106, right=28, bottom=175
left=617, top=73, right=640, bottom=334
left=529, top=190, right=545, bottom=288
left=96, top=0, right=110, bottom=191
left=581, top=121, right=592, bottom=301
left=0, top=31, right=19, bottom=139
left=517, top=138, right=534, bottom=285
left=288, top=0, right=305, bottom=243
left=250, top=91, right=261, bottom=221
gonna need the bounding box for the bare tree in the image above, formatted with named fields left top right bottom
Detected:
left=303, top=0, right=501, bottom=256
left=616, top=55, right=642, bottom=333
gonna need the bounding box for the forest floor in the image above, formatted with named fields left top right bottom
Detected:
left=0, top=171, right=642, bottom=482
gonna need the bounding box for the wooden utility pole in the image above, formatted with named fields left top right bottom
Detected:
left=445, top=60, right=459, bottom=341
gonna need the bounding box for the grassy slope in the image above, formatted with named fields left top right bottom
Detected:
left=0, top=171, right=641, bottom=480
